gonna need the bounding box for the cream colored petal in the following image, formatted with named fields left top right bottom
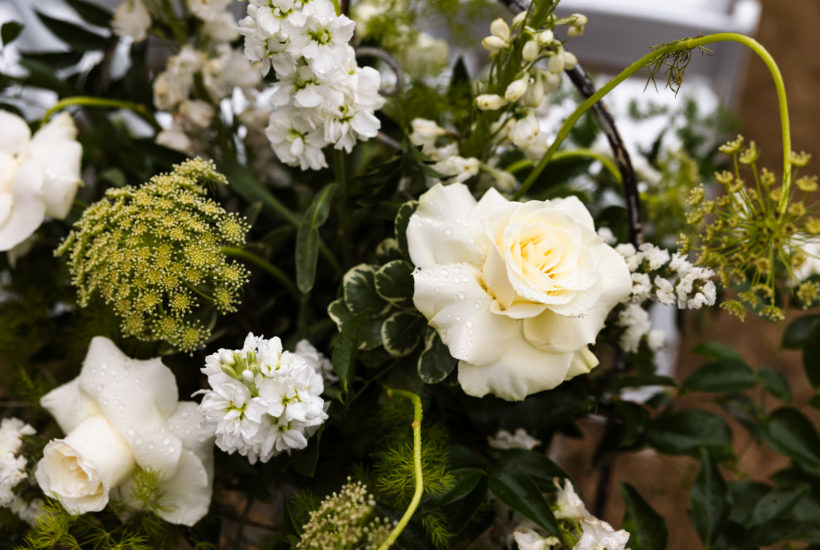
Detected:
left=32, top=112, right=78, bottom=142
left=0, top=111, right=31, bottom=158
left=0, top=162, right=45, bottom=251
left=40, top=378, right=101, bottom=435
left=548, top=195, right=595, bottom=231
left=412, top=261, right=515, bottom=366
left=156, top=449, right=213, bottom=526
left=470, top=186, right=513, bottom=249
left=457, top=333, right=575, bottom=401
left=407, top=183, right=484, bottom=268
left=29, top=139, right=82, bottom=219
left=165, top=402, right=215, bottom=465
left=564, top=347, right=599, bottom=379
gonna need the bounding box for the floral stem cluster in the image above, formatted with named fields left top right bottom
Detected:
left=56, top=158, right=250, bottom=352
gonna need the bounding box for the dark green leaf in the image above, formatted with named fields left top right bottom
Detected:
left=374, top=238, right=403, bottom=264
left=295, top=183, right=337, bottom=293
left=691, top=341, right=747, bottom=363
left=646, top=409, right=732, bottom=459
left=750, top=484, right=810, bottom=526
left=66, top=0, right=112, bottom=27
left=613, top=401, right=651, bottom=447
left=757, top=367, right=792, bottom=402
left=727, top=480, right=770, bottom=524
left=327, top=299, right=383, bottom=351
left=291, top=425, right=323, bottom=478
left=423, top=468, right=484, bottom=510
left=782, top=315, right=820, bottom=349
left=18, top=59, right=75, bottom=95
left=1, top=21, right=23, bottom=46
left=760, top=408, right=820, bottom=476
left=620, top=483, right=668, bottom=550
left=331, top=313, right=364, bottom=392
left=381, top=311, right=425, bottom=357
left=682, top=360, right=757, bottom=393
left=394, top=200, right=418, bottom=260
left=343, top=264, right=388, bottom=316
left=804, top=336, right=820, bottom=389
left=689, top=448, right=728, bottom=546
left=488, top=469, right=558, bottom=535
left=417, top=329, right=457, bottom=384
left=35, top=11, right=108, bottom=50
left=224, top=160, right=300, bottom=225
left=607, top=374, right=677, bottom=391
left=374, top=259, right=414, bottom=308
left=494, top=449, right=567, bottom=490
left=810, top=395, right=820, bottom=410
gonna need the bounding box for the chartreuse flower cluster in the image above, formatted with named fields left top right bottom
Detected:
left=681, top=136, right=820, bottom=320
left=56, top=158, right=250, bottom=352
left=297, top=479, right=392, bottom=550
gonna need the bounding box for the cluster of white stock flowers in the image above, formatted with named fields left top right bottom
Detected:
left=407, top=183, right=631, bottom=401
left=613, top=242, right=716, bottom=352
left=0, top=112, right=82, bottom=254
left=114, top=0, right=239, bottom=43
left=197, top=333, right=330, bottom=464
left=476, top=14, right=586, bottom=159
left=239, top=0, right=385, bottom=170
left=514, top=479, right=629, bottom=550
left=0, top=418, right=34, bottom=510
left=34, top=337, right=215, bottom=525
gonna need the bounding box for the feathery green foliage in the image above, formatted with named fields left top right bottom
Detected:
left=55, top=158, right=250, bottom=352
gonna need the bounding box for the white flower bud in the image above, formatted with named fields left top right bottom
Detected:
left=562, top=50, right=578, bottom=70
left=548, top=51, right=565, bottom=74
left=536, top=29, right=554, bottom=46
left=571, top=13, right=588, bottom=26
left=476, top=94, right=507, bottom=110
left=490, top=18, right=510, bottom=41
left=541, top=71, right=562, bottom=93
left=522, top=39, right=539, bottom=62
left=511, top=11, right=527, bottom=28
left=481, top=35, right=508, bottom=52
left=523, top=77, right=544, bottom=107
left=504, top=77, right=529, bottom=102
left=568, top=25, right=584, bottom=38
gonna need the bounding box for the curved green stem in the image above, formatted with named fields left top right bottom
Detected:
left=221, top=246, right=300, bottom=297
left=42, top=96, right=161, bottom=132
left=507, top=149, right=622, bottom=184
left=378, top=388, right=423, bottom=550
left=513, top=33, right=791, bottom=206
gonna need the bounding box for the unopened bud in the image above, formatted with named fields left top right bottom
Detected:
left=482, top=35, right=508, bottom=52
left=476, top=94, right=507, bottom=110
left=541, top=71, right=562, bottom=93
left=548, top=51, right=565, bottom=74
left=536, top=29, right=554, bottom=46
left=562, top=50, right=578, bottom=70
left=490, top=18, right=510, bottom=41
left=511, top=11, right=527, bottom=27
left=504, top=77, right=529, bottom=102
left=523, top=77, right=544, bottom=107
left=522, top=39, right=539, bottom=62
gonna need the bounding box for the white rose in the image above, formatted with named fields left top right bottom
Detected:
left=35, top=337, right=214, bottom=525
left=407, top=183, right=631, bottom=400
left=0, top=111, right=82, bottom=251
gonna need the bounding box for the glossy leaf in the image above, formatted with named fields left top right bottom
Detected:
left=760, top=408, right=820, bottom=476
left=691, top=341, right=747, bottom=363
left=494, top=449, right=567, bottom=490
left=488, top=468, right=558, bottom=535
left=394, top=200, right=418, bottom=260
left=374, top=259, right=414, bottom=308
left=689, top=449, right=728, bottom=546
left=417, top=329, right=457, bottom=384
left=295, top=183, right=337, bottom=293
left=67, top=0, right=112, bottom=27
left=803, top=336, right=820, bottom=389
left=1, top=21, right=23, bottom=45
left=35, top=11, right=108, bottom=50
left=343, top=264, right=389, bottom=317
left=646, top=409, right=733, bottom=459
left=682, top=360, right=757, bottom=393
left=380, top=311, right=425, bottom=357
left=331, top=313, right=364, bottom=392
left=749, top=484, right=810, bottom=526
left=620, top=483, right=668, bottom=550
left=782, top=314, right=820, bottom=349
left=756, top=367, right=792, bottom=402
left=327, top=299, right=383, bottom=351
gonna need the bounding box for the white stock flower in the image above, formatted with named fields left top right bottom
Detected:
left=0, top=418, right=35, bottom=507
left=513, top=527, right=560, bottom=550
left=574, top=518, right=630, bottom=550
left=203, top=12, right=240, bottom=43
left=156, top=124, right=195, bottom=154
left=553, top=477, right=588, bottom=521
left=266, top=109, right=329, bottom=170
left=112, top=0, right=151, bottom=42
left=432, top=155, right=480, bottom=184
left=35, top=337, right=214, bottom=525
left=295, top=339, right=338, bottom=385
left=187, top=0, right=233, bottom=22
left=487, top=428, right=541, bottom=450
left=197, top=333, right=328, bottom=464
left=0, top=111, right=82, bottom=252
left=407, top=183, right=631, bottom=400
left=617, top=303, right=651, bottom=353
left=291, top=15, right=356, bottom=78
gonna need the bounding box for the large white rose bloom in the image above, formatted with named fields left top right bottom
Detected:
left=35, top=337, right=214, bottom=525
left=0, top=111, right=82, bottom=251
left=407, top=183, right=631, bottom=401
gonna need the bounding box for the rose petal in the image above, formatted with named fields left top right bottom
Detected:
left=40, top=378, right=101, bottom=435
left=564, top=346, right=599, bottom=379
left=413, top=262, right=515, bottom=366
left=407, top=183, right=484, bottom=268
left=457, top=334, right=575, bottom=401
left=522, top=245, right=631, bottom=352
left=0, top=161, right=46, bottom=251
left=29, top=137, right=82, bottom=219
left=165, top=402, right=215, bottom=466
left=155, top=449, right=213, bottom=526
left=549, top=195, right=595, bottom=231
left=0, top=111, right=31, bottom=158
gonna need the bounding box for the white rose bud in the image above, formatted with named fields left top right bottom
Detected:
left=522, top=39, right=539, bottom=62
left=504, top=77, right=529, bottom=102
left=490, top=18, right=510, bottom=41
left=476, top=94, right=507, bottom=110
left=481, top=35, right=508, bottom=52
left=536, top=29, right=554, bottom=46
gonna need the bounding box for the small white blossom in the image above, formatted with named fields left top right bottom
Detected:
left=112, top=0, right=151, bottom=42
left=513, top=527, right=560, bottom=550
left=0, top=418, right=34, bottom=507
left=617, top=304, right=651, bottom=353
left=653, top=275, right=676, bottom=305
left=476, top=94, right=507, bottom=110
left=630, top=272, right=652, bottom=303
left=490, top=18, right=510, bottom=41
left=647, top=329, right=666, bottom=350
left=187, top=0, right=233, bottom=22
left=505, top=77, right=529, bottom=102
left=553, top=477, right=588, bottom=521
left=410, top=118, right=448, bottom=156
left=487, top=428, right=541, bottom=450
left=574, top=517, right=630, bottom=550
left=481, top=35, right=508, bottom=52
left=197, top=333, right=328, bottom=464
left=295, top=339, right=338, bottom=385
left=203, top=12, right=240, bottom=43
left=432, top=155, right=480, bottom=184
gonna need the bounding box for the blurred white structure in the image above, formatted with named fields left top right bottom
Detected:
left=554, top=0, right=762, bottom=107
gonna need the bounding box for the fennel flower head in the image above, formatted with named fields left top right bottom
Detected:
left=56, top=158, right=250, bottom=352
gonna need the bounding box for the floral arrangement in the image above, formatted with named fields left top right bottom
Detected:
left=0, top=0, right=819, bottom=549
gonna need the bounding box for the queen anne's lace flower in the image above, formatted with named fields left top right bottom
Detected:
left=239, top=0, right=384, bottom=170
left=197, top=333, right=329, bottom=464
left=0, top=418, right=35, bottom=507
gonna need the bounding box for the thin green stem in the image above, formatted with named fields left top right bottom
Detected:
left=221, top=246, right=300, bottom=297
left=333, top=150, right=353, bottom=267
left=161, top=0, right=188, bottom=45
left=42, top=96, right=161, bottom=132
left=513, top=33, right=791, bottom=205
left=378, top=388, right=423, bottom=550
left=507, top=149, right=621, bottom=184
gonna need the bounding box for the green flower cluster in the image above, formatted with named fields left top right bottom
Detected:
left=56, top=158, right=250, bottom=352
left=681, top=136, right=820, bottom=320
left=297, top=479, right=392, bottom=550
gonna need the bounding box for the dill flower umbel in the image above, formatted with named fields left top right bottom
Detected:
left=297, top=479, right=392, bottom=550
left=56, top=158, right=250, bottom=352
